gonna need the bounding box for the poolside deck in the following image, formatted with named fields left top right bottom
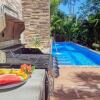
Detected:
left=50, top=67, right=100, bottom=100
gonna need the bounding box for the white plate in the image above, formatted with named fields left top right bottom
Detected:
left=0, top=81, right=26, bottom=89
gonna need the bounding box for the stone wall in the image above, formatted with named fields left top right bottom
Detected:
left=22, top=0, right=50, bottom=50
left=0, top=0, right=50, bottom=51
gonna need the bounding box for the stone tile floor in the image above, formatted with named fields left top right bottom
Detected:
left=50, top=67, right=100, bottom=100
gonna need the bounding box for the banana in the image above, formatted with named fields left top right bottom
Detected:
left=16, top=70, right=28, bottom=80
left=0, top=69, right=28, bottom=80
left=0, top=69, right=10, bottom=74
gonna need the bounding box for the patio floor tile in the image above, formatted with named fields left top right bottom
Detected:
left=50, top=67, right=100, bottom=100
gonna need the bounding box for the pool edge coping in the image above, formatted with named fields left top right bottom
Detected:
left=71, top=42, right=100, bottom=55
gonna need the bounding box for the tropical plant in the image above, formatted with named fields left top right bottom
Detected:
left=51, top=12, right=65, bottom=41
left=30, top=36, right=41, bottom=48
left=50, top=0, right=61, bottom=15
left=50, top=0, right=100, bottom=50
left=51, top=12, right=78, bottom=41
left=75, top=0, right=100, bottom=48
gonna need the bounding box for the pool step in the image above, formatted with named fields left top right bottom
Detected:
left=55, top=55, right=73, bottom=65
left=58, top=59, right=71, bottom=63
left=58, top=61, right=72, bottom=65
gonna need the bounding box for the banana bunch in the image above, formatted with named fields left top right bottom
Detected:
left=10, top=69, right=28, bottom=80
left=0, top=69, right=28, bottom=80
left=0, top=69, right=10, bottom=74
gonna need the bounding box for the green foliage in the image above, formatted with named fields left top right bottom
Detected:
left=31, top=37, right=41, bottom=48
left=51, top=10, right=65, bottom=34
left=50, top=0, right=61, bottom=15
left=50, top=0, right=100, bottom=48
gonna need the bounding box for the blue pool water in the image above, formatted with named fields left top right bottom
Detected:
left=52, top=42, right=100, bottom=66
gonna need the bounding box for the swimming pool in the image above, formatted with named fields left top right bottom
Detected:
left=52, top=42, right=100, bottom=66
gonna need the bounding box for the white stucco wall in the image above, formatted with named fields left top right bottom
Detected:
left=0, top=0, right=22, bottom=19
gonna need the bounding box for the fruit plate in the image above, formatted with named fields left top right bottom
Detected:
left=0, top=74, right=27, bottom=90
left=0, top=80, right=26, bottom=90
